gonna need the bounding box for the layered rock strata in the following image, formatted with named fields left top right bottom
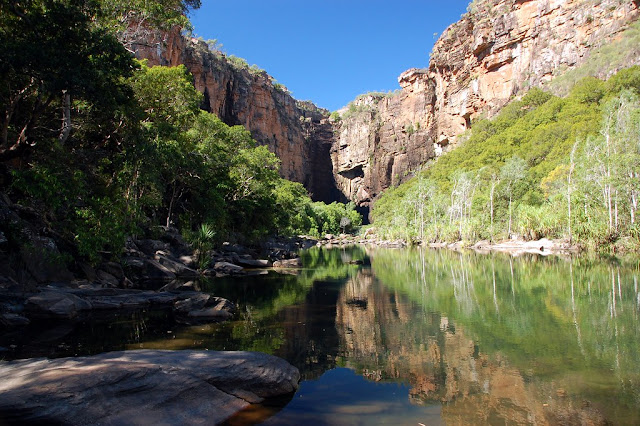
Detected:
left=133, top=0, right=640, bottom=214
left=133, top=32, right=339, bottom=202
left=333, top=0, right=640, bottom=212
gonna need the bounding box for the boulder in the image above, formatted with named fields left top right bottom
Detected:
left=136, top=239, right=168, bottom=256
left=173, top=293, right=212, bottom=313
left=96, top=270, right=119, bottom=288
left=0, top=350, right=300, bottom=425
left=0, top=313, right=30, bottom=327
left=24, top=288, right=180, bottom=316
left=25, top=291, right=92, bottom=319
left=179, top=255, right=197, bottom=268
left=213, top=261, right=244, bottom=274
left=187, top=306, right=232, bottom=320
left=19, top=236, right=75, bottom=284
left=174, top=295, right=235, bottom=322
left=155, top=254, right=199, bottom=278
left=273, top=258, right=303, bottom=268
left=99, top=262, right=125, bottom=280
left=143, top=258, right=177, bottom=280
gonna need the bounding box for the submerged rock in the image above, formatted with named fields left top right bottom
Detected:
left=174, top=293, right=235, bottom=322
left=0, top=350, right=300, bottom=425
left=272, top=258, right=302, bottom=268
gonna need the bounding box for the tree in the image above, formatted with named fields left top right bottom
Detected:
left=99, top=0, right=201, bottom=52
left=500, top=156, right=527, bottom=236
left=0, top=0, right=136, bottom=160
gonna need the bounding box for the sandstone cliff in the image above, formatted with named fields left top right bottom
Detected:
left=133, top=31, right=340, bottom=203
left=334, top=0, right=640, bottom=214
left=131, top=0, right=640, bottom=216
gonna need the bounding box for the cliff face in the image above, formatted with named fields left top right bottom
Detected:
left=132, top=0, right=640, bottom=213
left=334, top=0, right=640, bottom=212
left=133, top=31, right=339, bottom=203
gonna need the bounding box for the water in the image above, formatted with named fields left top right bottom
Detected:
left=2, top=246, right=640, bottom=425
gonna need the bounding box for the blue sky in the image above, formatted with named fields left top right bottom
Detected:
left=189, top=1, right=470, bottom=111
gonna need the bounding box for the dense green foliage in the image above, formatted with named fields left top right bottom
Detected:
left=372, top=67, right=640, bottom=250
left=1, top=0, right=360, bottom=264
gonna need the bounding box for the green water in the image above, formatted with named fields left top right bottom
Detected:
left=2, top=246, right=640, bottom=424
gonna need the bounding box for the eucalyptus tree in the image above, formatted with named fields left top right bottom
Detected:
left=500, top=156, right=527, bottom=236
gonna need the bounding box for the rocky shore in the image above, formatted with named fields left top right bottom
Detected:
left=0, top=349, right=300, bottom=425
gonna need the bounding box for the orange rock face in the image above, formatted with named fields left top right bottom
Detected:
left=131, top=0, right=640, bottom=215
left=333, top=0, right=640, bottom=215
left=133, top=31, right=339, bottom=203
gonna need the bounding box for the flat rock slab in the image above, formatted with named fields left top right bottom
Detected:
left=0, top=350, right=300, bottom=425
left=25, top=289, right=181, bottom=318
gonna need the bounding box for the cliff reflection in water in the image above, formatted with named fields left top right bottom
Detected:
left=332, top=247, right=640, bottom=424
left=7, top=246, right=638, bottom=424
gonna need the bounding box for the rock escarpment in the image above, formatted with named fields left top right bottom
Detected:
left=133, top=32, right=339, bottom=203
left=132, top=0, right=640, bottom=214
left=333, top=0, right=640, bottom=212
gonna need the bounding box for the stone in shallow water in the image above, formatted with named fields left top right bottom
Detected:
left=272, top=258, right=302, bottom=268
left=0, top=349, right=300, bottom=425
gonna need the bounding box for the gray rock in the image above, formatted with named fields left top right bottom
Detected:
left=179, top=255, right=196, bottom=268
left=174, top=294, right=235, bottom=322
left=99, top=262, right=125, bottom=280
left=123, top=256, right=145, bottom=269
left=273, top=258, right=303, bottom=268
left=26, top=291, right=92, bottom=318
left=173, top=293, right=211, bottom=313
left=0, top=350, right=300, bottom=425
left=78, top=262, right=97, bottom=281
left=19, top=236, right=75, bottom=283
left=143, top=258, right=176, bottom=280
left=0, top=313, right=30, bottom=327
left=25, top=288, right=181, bottom=315
left=155, top=254, right=198, bottom=278
left=96, top=270, right=119, bottom=288
left=214, top=261, right=244, bottom=274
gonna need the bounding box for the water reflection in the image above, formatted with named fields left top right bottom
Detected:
left=2, top=246, right=640, bottom=424
left=358, top=248, right=640, bottom=425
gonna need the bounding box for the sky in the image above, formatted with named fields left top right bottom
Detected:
left=189, top=1, right=470, bottom=111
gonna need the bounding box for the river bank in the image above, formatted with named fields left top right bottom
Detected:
left=313, top=231, right=581, bottom=256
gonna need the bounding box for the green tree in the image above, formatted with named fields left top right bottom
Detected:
left=1, top=0, right=136, bottom=160
left=499, top=156, right=527, bottom=236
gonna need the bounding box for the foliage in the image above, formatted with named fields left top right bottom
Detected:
left=186, top=223, right=215, bottom=269
left=1, top=0, right=361, bottom=264
left=371, top=67, right=640, bottom=249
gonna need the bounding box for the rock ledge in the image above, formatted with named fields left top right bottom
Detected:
left=0, top=349, right=300, bottom=425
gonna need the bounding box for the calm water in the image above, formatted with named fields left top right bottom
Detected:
left=2, top=246, right=640, bottom=425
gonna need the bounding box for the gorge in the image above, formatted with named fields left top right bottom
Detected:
left=135, top=0, right=640, bottom=218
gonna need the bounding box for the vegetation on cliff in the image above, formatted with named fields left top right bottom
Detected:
left=372, top=67, right=640, bottom=251
left=0, top=0, right=360, bottom=265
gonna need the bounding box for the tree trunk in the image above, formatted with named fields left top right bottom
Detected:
left=508, top=194, right=513, bottom=236
left=59, top=90, right=71, bottom=145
